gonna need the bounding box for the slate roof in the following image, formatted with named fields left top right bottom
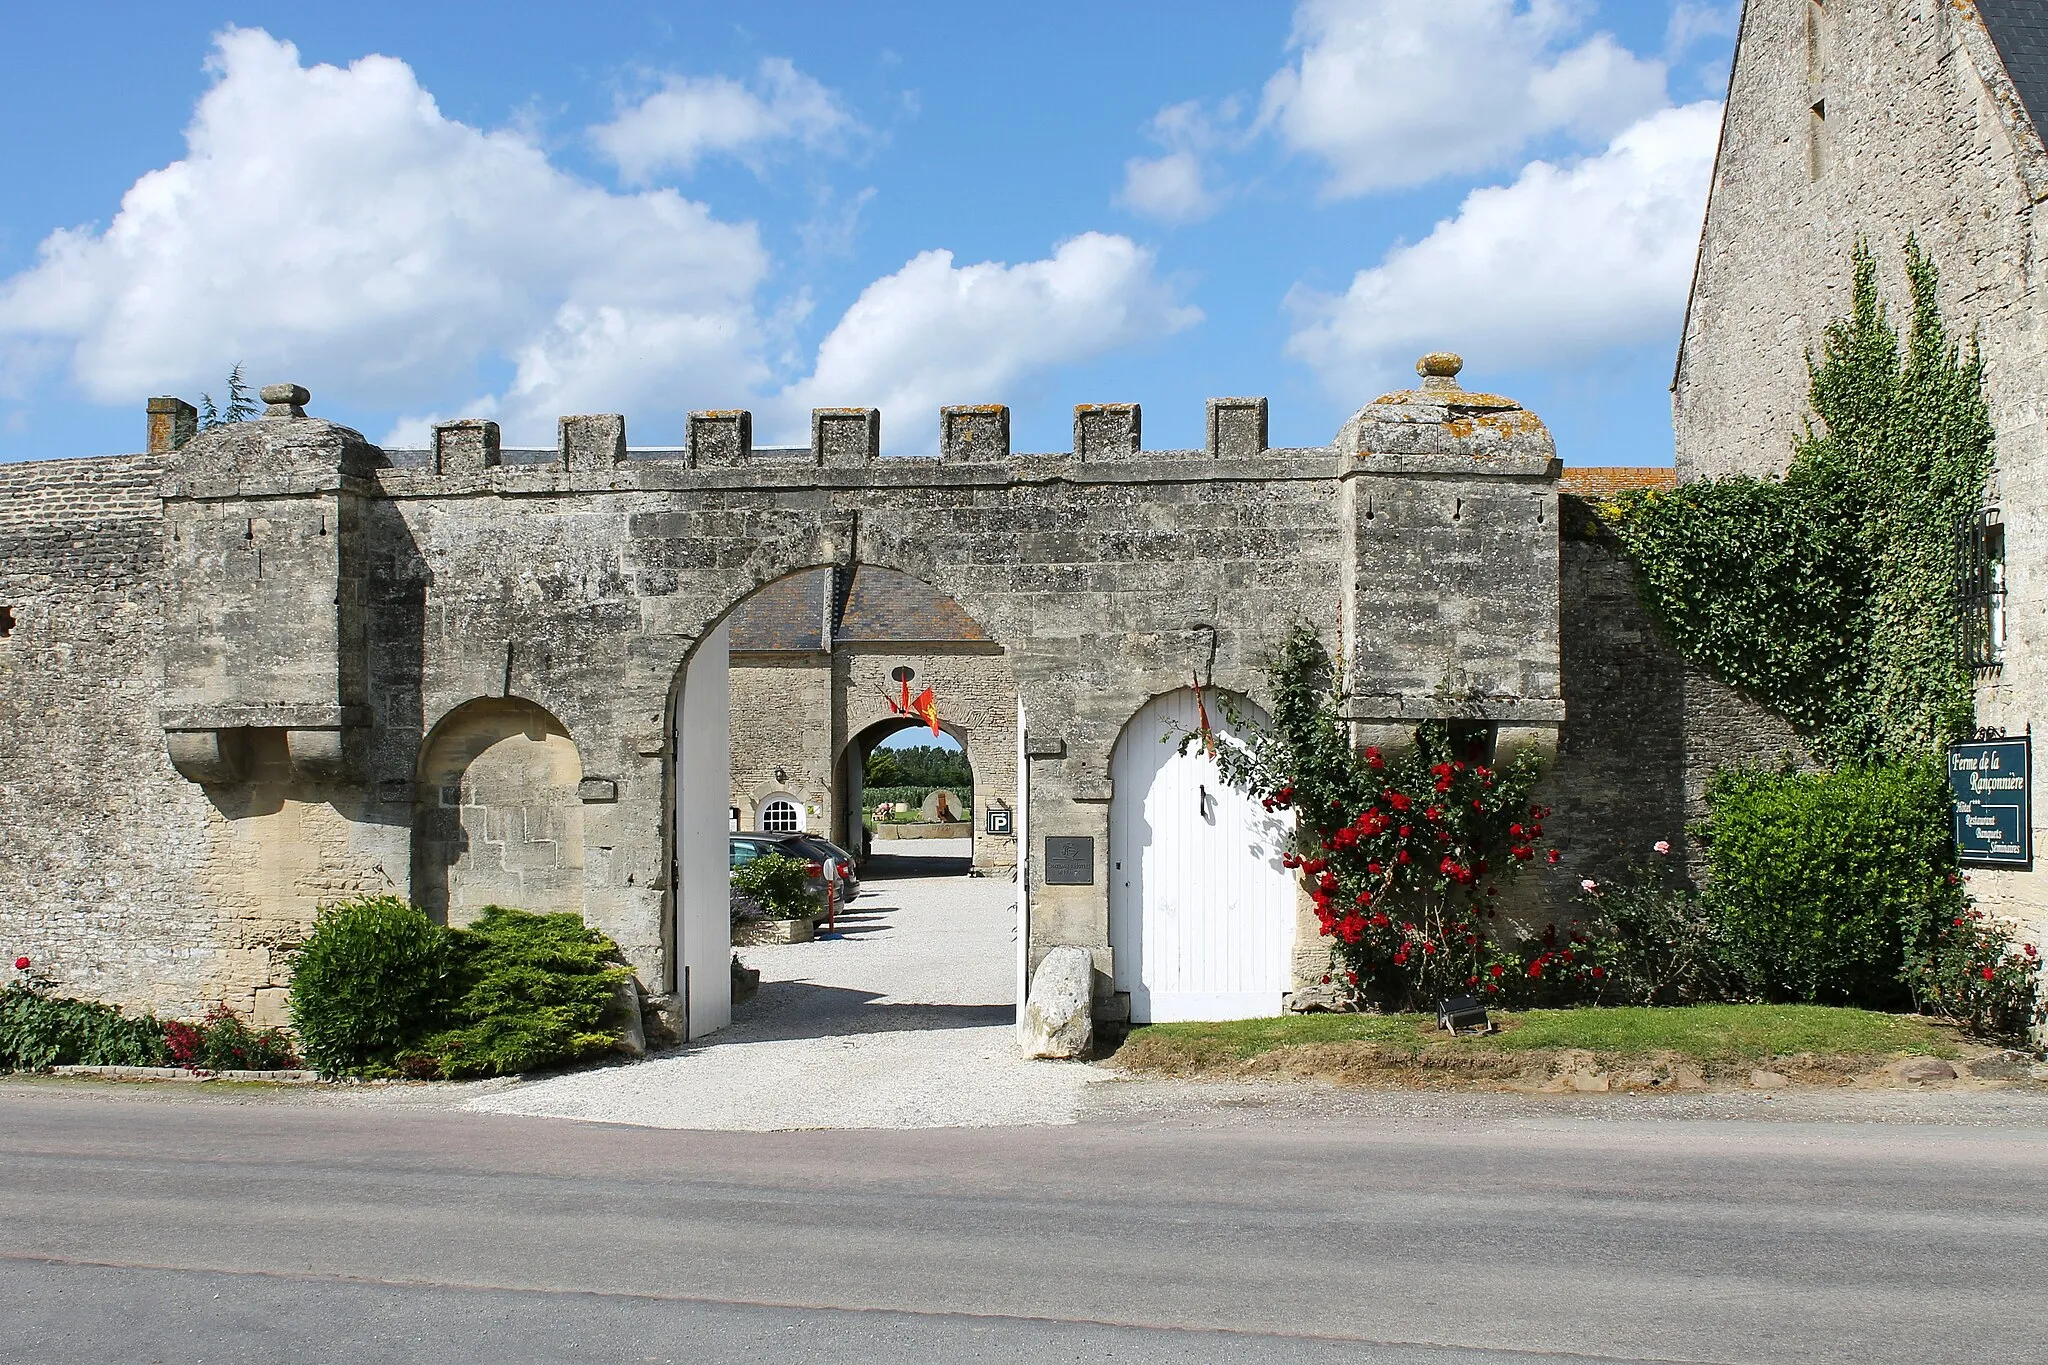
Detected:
left=727, top=566, right=989, bottom=652
left=727, top=570, right=829, bottom=651
left=1980, top=0, right=2048, bottom=139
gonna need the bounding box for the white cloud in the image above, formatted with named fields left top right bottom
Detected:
left=777, top=233, right=1201, bottom=448
left=1261, top=0, right=1668, bottom=197
left=1664, top=1, right=1741, bottom=62
left=592, top=58, right=855, bottom=183
left=0, top=28, right=772, bottom=445
left=1120, top=151, right=1215, bottom=224
left=1118, top=100, right=1234, bottom=223
left=1286, top=101, right=1723, bottom=397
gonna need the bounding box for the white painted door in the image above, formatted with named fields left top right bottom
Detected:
left=1109, top=689, right=1296, bottom=1022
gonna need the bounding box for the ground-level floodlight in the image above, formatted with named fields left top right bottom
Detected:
left=1438, top=995, right=1491, bottom=1035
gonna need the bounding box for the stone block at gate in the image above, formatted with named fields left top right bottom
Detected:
left=1020, top=946, right=1094, bottom=1059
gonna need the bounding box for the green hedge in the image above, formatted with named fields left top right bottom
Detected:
left=423, top=907, right=628, bottom=1079
left=0, top=986, right=169, bottom=1070
left=1702, top=762, right=1964, bottom=1008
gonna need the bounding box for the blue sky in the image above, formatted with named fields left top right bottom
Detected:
left=0, top=2, right=1738, bottom=465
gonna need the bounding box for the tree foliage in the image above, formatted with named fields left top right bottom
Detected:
left=198, top=363, right=257, bottom=429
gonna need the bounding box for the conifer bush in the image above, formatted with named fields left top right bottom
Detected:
left=423, top=907, right=630, bottom=1079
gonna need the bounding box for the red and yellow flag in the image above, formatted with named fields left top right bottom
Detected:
left=910, top=686, right=941, bottom=736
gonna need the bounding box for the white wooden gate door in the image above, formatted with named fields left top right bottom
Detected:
left=1108, top=689, right=1296, bottom=1022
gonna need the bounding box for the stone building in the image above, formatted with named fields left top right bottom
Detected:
left=725, top=563, right=1017, bottom=872
left=1675, top=0, right=2048, bottom=937
left=0, top=362, right=1694, bottom=1033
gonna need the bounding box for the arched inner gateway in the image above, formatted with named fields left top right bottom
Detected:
left=667, top=564, right=1020, bottom=1042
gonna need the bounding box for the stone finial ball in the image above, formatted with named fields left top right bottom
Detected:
left=260, top=383, right=310, bottom=406
left=1416, top=353, right=1463, bottom=380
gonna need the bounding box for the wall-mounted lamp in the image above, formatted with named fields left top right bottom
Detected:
left=774, top=766, right=788, bottom=784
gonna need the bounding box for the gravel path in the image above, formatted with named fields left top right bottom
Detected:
left=466, top=859, right=1100, bottom=1131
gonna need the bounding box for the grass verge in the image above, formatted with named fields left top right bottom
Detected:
left=1108, top=1004, right=1968, bottom=1086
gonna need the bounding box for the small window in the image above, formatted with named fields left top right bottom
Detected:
left=0, top=605, right=14, bottom=638
left=761, top=798, right=801, bottom=833
left=1808, top=100, right=1827, bottom=182
left=1959, top=508, right=2006, bottom=669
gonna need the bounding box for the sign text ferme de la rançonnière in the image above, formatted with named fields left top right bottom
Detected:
left=1948, top=737, right=2032, bottom=868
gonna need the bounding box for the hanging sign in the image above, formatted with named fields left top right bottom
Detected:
left=1948, top=737, right=2031, bottom=868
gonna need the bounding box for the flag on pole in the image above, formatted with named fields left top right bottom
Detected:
left=910, top=686, right=941, bottom=736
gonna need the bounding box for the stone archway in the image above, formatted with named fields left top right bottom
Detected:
left=412, top=697, right=585, bottom=926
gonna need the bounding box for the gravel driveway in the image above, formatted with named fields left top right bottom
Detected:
left=466, top=853, right=1099, bottom=1131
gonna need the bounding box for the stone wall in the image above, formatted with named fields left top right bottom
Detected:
left=1676, top=0, right=2048, bottom=938
left=0, top=454, right=392, bottom=1023
left=3, top=361, right=1575, bottom=1021
left=729, top=653, right=835, bottom=834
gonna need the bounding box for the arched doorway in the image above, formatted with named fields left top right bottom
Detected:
left=667, top=565, right=1019, bottom=1041
left=412, top=697, right=585, bottom=927
left=1108, top=688, right=1295, bottom=1022
left=841, top=715, right=978, bottom=877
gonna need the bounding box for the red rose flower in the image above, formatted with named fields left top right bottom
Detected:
left=12, top=957, right=28, bottom=971
left=1982, top=966, right=1997, bottom=981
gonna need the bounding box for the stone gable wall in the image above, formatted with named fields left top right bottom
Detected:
left=1676, top=0, right=2048, bottom=936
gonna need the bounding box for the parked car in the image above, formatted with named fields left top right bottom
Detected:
left=789, top=834, right=860, bottom=902
left=728, top=832, right=830, bottom=908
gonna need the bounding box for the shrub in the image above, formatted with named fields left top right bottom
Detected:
left=1575, top=847, right=1735, bottom=1006
left=1701, top=762, right=1964, bottom=1008
left=166, top=1004, right=298, bottom=1071
left=0, top=978, right=169, bottom=1070
left=1904, top=907, right=2041, bottom=1038
left=1201, top=625, right=1552, bottom=1011
left=730, top=853, right=819, bottom=921
left=288, top=896, right=452, bottom=1076
left=423, top=907, right=630, bottom=1079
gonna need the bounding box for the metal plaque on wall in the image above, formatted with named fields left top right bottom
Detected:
left=1044, top=835, right=1094, bottom=885
left=1948, top=737, right=2032, bottom=868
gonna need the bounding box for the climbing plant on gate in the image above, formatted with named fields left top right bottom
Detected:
left=1191, top=626, right=1562, bottom=1010
left=1604, top=238, right=1995, bottom=763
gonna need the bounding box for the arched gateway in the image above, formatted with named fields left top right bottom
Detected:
left=3, top=361, right=1578, bottom=1031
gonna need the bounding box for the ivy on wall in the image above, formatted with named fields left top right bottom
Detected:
left=1608, top=239, right=1995, bottom=763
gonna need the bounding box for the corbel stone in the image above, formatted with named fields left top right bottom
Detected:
left=165, top=729, right=245, bottom=785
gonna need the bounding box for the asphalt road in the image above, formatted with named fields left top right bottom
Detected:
left=3, top=1083, right=2046, bottom=1364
